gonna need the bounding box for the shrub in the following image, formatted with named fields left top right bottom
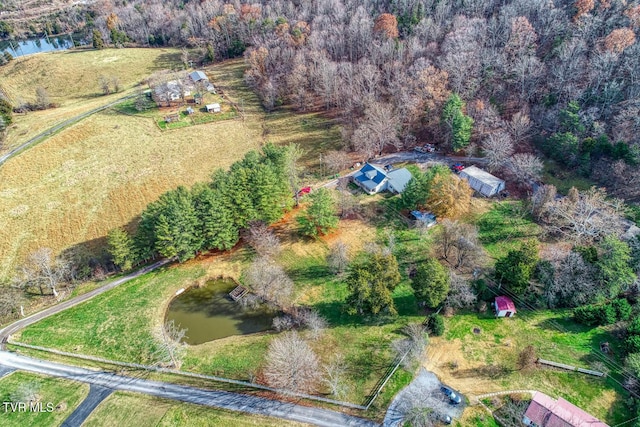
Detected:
left=573, top=304, right=602, bottom=325
left=612, top=298, right=632, bottom=321
left=427, top=314, right=445, bottom=336
left=599, top=303, right=617, bottom=325
left=626, top=335, right=640, bottom=354
left=628, top=317, right=640, bottom=336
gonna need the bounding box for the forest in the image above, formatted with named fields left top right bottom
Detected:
left=2, top=0, right=639, bottom=199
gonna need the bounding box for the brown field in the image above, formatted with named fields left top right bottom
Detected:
left=0, top=53, right=342, bottom=280
left=1, top=47, right=182, bottom=151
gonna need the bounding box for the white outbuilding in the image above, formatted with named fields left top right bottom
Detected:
left=459, top=165, right=505, bottom=197
left=205, top=103, right=221, bottom=113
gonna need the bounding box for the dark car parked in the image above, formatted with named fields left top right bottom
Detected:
left=440, top=386, right=462, bottom=404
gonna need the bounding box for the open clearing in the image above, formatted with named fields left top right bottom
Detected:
left=425, top=310, right=626, bottom=425
left=0, top=371, right=89, bottom=427
left=83, top=391, right=309, bottom=427
left=0, top=48, right=183, bottom=151
left=0, top=53, right=342, bottom=279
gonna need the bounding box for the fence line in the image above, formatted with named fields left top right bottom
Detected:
left=537, top=358, right=605, bottom=377
left=8, top=341, right=367, bottom=410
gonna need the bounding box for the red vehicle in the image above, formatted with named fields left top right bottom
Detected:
left=451, top=163, right=465, bottom=173
left=297, top=186, right=312, bottom=197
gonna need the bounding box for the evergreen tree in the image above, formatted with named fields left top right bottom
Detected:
left=192, top=184, right=239, bottom=251
left=495, top=241, right=539, bottom=294
left=298, top=188, right=339, bottom=238
left=411, top=259, right=450, bottom=308
left=346, top=253, right=402, bottom=316
left=107, top=228, right=137, bottom=271
left=92, top=29, right=105, bottom=49
left=152, top=186, right=202, bottom=262
left=596, top=236, right=635, bottom=298
left=0, top=96, right=13, bottom=126
left=442, top=94, right=474, bottom=152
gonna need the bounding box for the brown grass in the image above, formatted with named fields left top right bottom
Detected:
left=1, top=48, right=183, bottom=151
left=0, top=53, right=343, bottom=280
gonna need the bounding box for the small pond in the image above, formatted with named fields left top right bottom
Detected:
left=0, top=34, right=82, bottom=57
left=165, top=278, right=276, bottom=345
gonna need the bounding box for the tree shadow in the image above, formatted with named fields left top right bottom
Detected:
left=152, top=51, right=182, bottom=70
left=452, top=364, right=513, bottom=380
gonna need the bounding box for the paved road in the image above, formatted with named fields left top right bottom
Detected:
left=0, top=259, right=170, bottom=348
left=0, top=352, right=378, bottom=427
left=0, top=93, right=137, bottom=166
left=0, top=365, right=15, bottom=379
left=61, top=384, right=113, bottom=427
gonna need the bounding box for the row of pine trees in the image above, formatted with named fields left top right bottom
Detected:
left=107, top=144, right=293, bottom=269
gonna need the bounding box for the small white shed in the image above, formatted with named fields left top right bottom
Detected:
left=459, top=166, right=505, bottom=197
left=205, top=103, right=221, bottom=113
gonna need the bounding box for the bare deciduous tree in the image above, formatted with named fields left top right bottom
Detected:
left=35, top=86, right=50, bottom=109
left=245, top=256, right=293, bottom=307
left=15, top=248, right=71, bottom=298
left=327, top=241, right=349, bottom=275
left=98, top=75, right=111, bottom=95
left=507, top=153, right=543, bottom=185
left=0, top=287, right=25, bottom=321
left=482, top=131, right=514, bottom=172
left=324, top=354, right=349, bottom=399
left=264, top=331, right=322, bottom=394
left=530, top=184, right=557, bottom=220
left=540, top=187, right=624, bottom=244
left=434, top=220, right=485, bottom=272
left=246, top=221, right=281, bottom=258
left=153, top=319, right=187, bottom=369
left=507, top=111, right=532, bottom=144
left=10, top=381, right=40, bottom=403
left=445, top=272, right=477, bottom=309
left=392, top=323, right=429, bottom=370
left=351, top=101, right=401, bottom=159
left=323, top=150, right=352, bottom=173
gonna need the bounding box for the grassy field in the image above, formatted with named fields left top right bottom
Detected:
left=425, top=310, right=627, bottom=425
left=0, top=371, right=89, bottom=427
left=0, top=53, right=343, bottom=280
left=0, top=48, right=183, bottom=151
left=475, top=200, right=543, bottom=260
left=83, top=391, right=309, bottom=427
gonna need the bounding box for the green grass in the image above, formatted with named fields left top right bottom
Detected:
left=0, top=371, right=89, bottom=427
left=475, top=201, right=542, bottom=259
left=543, top=160, right=595, bottom=194
left=83, top=391, right=308, bottom=427
left=441, top=310, right=628, bottom=424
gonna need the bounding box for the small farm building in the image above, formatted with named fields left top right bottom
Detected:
left=494, top=296, right=516, bottom=317
left=189, top=70, right=208, bottom=83
left=186, top=107, right=195, bottom=115
left=459, top=166, right=505, bottom=197
left=206, top=103, right=221, bottom=113
left=523, top=392, right=609, bottom=427
left=352, top=163, right=412, bottom=195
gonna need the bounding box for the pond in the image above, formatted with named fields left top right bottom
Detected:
left=165, top=278, right=276, bottom=345
left=0, top=35, right=80, bottom=57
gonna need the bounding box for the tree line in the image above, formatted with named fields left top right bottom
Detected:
left=108, top=144, right=294, bottom=268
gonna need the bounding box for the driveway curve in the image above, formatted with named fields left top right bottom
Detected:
left=0, top=259, right=170, bottom=348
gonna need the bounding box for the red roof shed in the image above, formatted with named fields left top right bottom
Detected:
left=495, top=296, right=516, bottom=317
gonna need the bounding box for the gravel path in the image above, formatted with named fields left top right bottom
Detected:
left=383, top=369, right=465, bottom=427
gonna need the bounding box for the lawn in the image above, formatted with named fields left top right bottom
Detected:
left=0, top=55, right=342, bottom=280
left=14, top=216, right=420, bottom=412
left=83, top=391, right=308, bottom=427
left=0, top=47, right=183, bottom=151
left=0, top=371, right=89, bottom=427
left=543, top=159, right=595, bottom=194
left=475, top=200, right=542, bottom=260
left=425, top=309, right=628, bottom=425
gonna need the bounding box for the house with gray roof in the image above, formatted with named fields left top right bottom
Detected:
left=352, top=163, right=412, bottom=195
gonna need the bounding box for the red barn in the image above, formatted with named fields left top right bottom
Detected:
left=494, top=296, right=516, bottom=318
